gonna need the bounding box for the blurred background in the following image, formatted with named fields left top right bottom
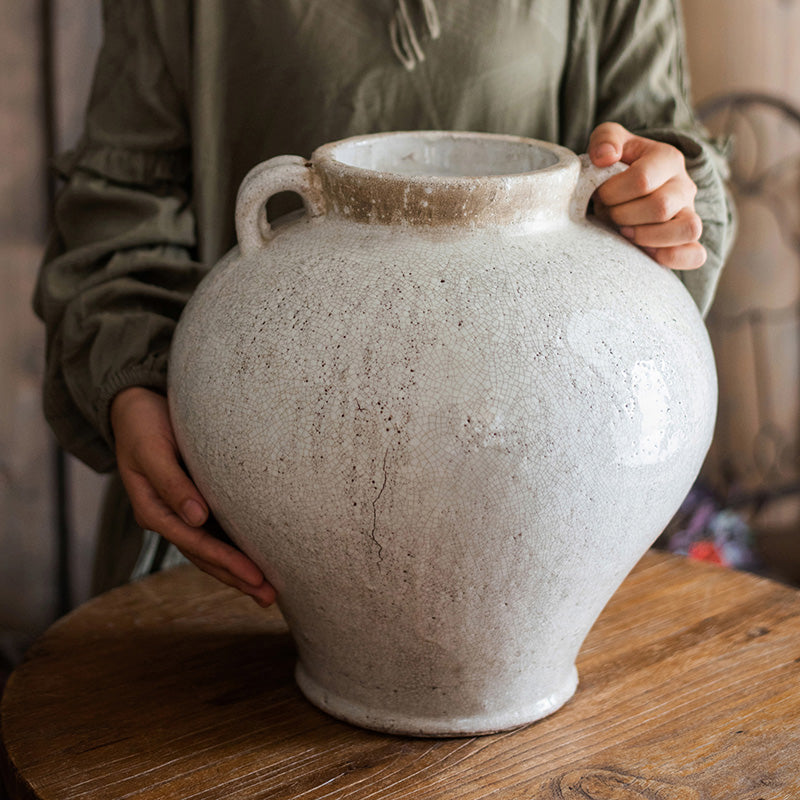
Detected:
left=1, top=1, right=799, bottom=667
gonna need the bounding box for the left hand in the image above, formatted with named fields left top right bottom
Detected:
left=589, top=122, right=706, bottom=270
left=110, top=387, right=277, bottom=608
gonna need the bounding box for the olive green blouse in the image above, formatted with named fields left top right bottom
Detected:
left=36, top=0, right=734, bottom=477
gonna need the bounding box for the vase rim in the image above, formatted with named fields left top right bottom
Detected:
left=310, top=131, right=581, bottom=227
left=312, top=130, right=577, bottom=183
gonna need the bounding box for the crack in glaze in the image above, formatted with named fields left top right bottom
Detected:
left=370, top=448, right=390, bottom=563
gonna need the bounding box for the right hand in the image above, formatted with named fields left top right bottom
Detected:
left=110, top=386, right=276, bottom=607
left=588, top=122, right=706, bottom=270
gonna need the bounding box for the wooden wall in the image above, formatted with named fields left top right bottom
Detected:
left=0, top=0, right=102, bottom=642
left=683, top=0, right=800, bottom=104
left=683, top=0, right=800, bottom=532
left=1, top=0, right=54, bottom=639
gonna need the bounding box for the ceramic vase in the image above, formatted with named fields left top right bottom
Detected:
left=168, top=131, right=717, bottom=736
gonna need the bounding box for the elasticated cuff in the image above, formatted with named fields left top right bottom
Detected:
left=54, top=139, right=191, bottom=188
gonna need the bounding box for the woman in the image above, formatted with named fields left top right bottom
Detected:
left=35, top=0, right=735, bottom=605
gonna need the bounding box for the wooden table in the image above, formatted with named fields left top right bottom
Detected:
left=2, top=550, right=799, bottom=799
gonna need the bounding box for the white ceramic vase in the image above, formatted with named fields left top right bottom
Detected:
left=168, top=131, right=717, bottom=736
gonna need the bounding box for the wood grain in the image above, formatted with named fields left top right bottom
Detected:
left=2, top=550, right=799, bottom=799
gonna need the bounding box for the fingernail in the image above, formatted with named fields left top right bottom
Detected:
left=619, top=226, right=635, bottom=240
left=181, top=498, right=206, bottom=526
left=593, top=142, right=617, bottom=161
left=242, top=571, right=265, bottom=588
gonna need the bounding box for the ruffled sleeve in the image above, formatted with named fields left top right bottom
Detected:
left=33, top=0, right=203, bottom=472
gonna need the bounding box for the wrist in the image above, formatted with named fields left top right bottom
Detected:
left=95, top=360, right=169, bottom=451
left=110, top=386, right=165, bottom=438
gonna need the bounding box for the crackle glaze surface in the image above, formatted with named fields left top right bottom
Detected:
left=168, top=132, right=717, bottom=736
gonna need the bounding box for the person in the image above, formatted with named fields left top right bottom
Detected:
left=35, top=0, right=735, bottom=607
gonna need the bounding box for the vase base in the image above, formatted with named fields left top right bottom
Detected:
left=295, top=662, right=579, bottom=737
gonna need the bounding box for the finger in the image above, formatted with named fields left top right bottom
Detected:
left=119, top=462, right=182, bottom=532
left=184, top=552, right=277, bottom=607
left=605, top=176, right=696, bottom=227
left=588, top=122, right=632, bottom=166
left=596, top=147, right=687, bottom=207
left=118, top=466, right=267, bottom=588
left=164, top=521, right=268, bottom=588
left=592, top=196, right=613, bottom=226
left=649, top=242, right=707, bottom=271
left=620, top=208, right=703, bottom=248
left=130, top=434, right=208, bottom=527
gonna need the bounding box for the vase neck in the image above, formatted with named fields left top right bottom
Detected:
left=311, top=131, right=581, bottom=228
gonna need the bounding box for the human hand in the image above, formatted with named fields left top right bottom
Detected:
left=110, top=386, right=276, bottom=606
left=589, top=122, right=706, bottom=270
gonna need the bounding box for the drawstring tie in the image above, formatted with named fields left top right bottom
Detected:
left=390, top=0, right=441, bottom=71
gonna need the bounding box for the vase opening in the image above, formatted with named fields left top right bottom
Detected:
left=326, top=131, right=561, bottom=179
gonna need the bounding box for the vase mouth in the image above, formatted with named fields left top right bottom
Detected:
left=311, top=131, right=581, bottom=227
left=315, top=130, right=573, bottom=180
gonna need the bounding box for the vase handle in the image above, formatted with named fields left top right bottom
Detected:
left=569, top=154, right=628, bottom=221
left=235, top=155, right=326, bottom=255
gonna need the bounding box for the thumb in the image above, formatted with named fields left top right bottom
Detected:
left=146, top=439, right=209, bottom=527
left=588, top=122, right=635, bottom=167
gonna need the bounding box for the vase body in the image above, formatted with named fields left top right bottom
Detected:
left=168, top=131, right=717, bottom=736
